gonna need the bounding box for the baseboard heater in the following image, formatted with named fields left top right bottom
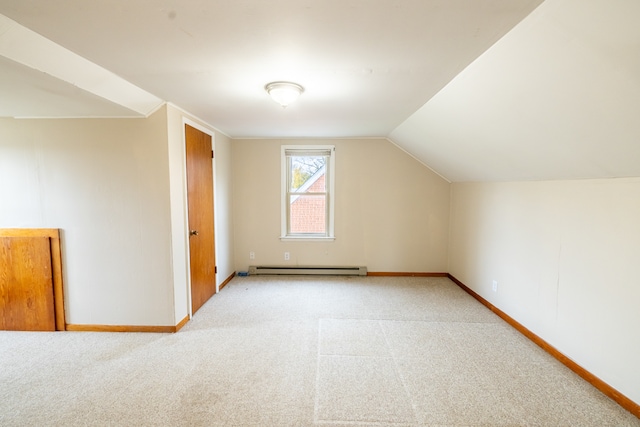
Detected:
left=248, top=265, right=367, bottom=276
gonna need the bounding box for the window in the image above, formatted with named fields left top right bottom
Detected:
left=281, top=145, right=335, bottom=240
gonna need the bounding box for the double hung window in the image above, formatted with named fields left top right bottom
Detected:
left=281, top=145, right=335, bottom=239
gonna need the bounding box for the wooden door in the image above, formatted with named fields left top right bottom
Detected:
left=0, top=237, right=56, bottom=331
left=185, top=124, right=216, bottom=314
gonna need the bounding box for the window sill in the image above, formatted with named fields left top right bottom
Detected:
left=280, top=236, right=335, bottom=242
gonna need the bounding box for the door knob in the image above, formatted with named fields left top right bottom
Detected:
left=189, top=230, right=199, bottom=236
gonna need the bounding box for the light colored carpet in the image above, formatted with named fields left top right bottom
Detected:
left=0, top=276, right=638, bottom=426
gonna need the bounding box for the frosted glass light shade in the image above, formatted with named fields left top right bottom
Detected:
left=265, top=82, right=304, bottom=107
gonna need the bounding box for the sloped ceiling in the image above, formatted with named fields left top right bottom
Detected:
left=391, top=0, right=640, bottom=181
left=1, top=0, right=639, bottom=182
left=0, top=0, right=542, bottom=139
left=0, top=55, right=147, bottom=118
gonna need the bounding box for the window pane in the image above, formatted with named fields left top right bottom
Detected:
left=290, top=156, right=326, bottom=192
left=281, top=145, right=334, bottom=239
left=289, top=194, right=326, bottom=234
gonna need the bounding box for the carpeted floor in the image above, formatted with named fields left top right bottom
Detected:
left=1, top=276, right=638, bottom=426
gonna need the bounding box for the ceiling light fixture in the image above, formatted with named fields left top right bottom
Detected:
left=265, top=81, right=304, bottom=108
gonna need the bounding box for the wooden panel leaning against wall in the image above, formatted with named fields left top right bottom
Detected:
left=0, top=228, right=65, bottom=331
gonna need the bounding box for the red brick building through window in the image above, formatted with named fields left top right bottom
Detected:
left=290, top=171, right=326, bottom=234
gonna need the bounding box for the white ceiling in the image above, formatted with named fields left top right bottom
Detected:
left=391, top=0, right=640, bottom=181
left=0, top=55, right=143, bottom=118
left=0, top=1, right=541, bottom=132
left=2, top=0, right=639, bottom=182
left=0, top=13, right=162, bottom=118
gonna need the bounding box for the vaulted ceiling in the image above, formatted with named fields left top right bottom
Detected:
left=2, top=0, right=639, bottom=182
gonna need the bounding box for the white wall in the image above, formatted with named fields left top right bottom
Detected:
left=449, top=178, right=640, bottom=404
left=166, top=104, right=235, bottom=323
left=0, top=112, right=175, bottom=326
left=232, top=138, right=450, bottom=272
left=0, top=107, right=234, bottom=327
left=211, top=131, right=235, bottom=285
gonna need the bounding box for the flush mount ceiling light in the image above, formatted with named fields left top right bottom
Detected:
left=265, top=81, right=304, bottom=108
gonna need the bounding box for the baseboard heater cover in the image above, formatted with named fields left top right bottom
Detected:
left=248, top=265, right=367, bottom=276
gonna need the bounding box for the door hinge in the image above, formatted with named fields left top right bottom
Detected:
left=211, top=150, right=214, bottom=158
left=215, top=266, right=217, bottom=274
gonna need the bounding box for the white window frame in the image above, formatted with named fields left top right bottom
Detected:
left=281, top=145, right=335, bottom=241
